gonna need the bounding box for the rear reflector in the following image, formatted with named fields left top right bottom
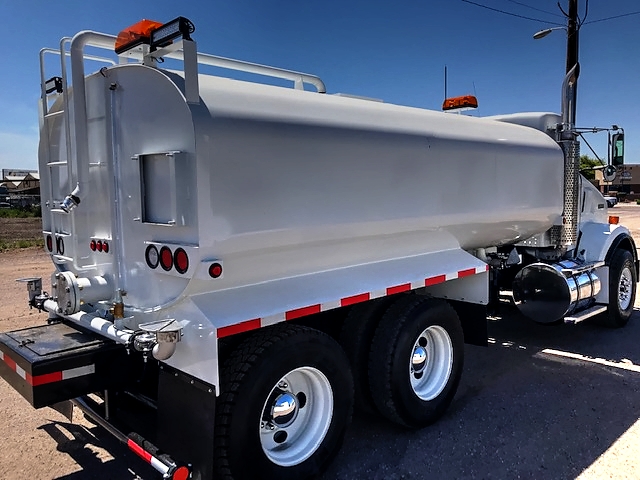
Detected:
left=172, top=465, right=191, bottom=480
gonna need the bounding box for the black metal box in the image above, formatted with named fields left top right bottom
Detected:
left=0, top=322, right=130, bottom=408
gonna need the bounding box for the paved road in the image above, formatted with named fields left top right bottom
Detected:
left=34, top=303, right=639, bottom=480
left=322, top=304, right=640, bottom=479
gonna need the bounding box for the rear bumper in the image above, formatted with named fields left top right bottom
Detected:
left=0, top=321, right=132, bottom=408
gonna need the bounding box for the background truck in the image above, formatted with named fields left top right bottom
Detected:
left=0, top=17, right=636, bottom=480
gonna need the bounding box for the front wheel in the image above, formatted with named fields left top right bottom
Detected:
left=215, top=325, right=353, bottom=480
left=602, top=248, right=637, bottom=328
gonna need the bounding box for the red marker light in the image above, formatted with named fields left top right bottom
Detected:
left=160, top=246, right=173, bottom=271
left=90, top=240, right=97, bottom=251
left=46, top=235, right=53, bottom=252
left=102, top=241, right=109, bottom=253
left=174, top=248, right=189, bottom=274
left=56, top=237, right=65, bottom=255
left=209, top=263, right=223, bottom=278
left=96, top=240, right=103, bottom=252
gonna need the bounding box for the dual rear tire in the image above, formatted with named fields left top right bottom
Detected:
left=215, top=296, right=464, bottom=478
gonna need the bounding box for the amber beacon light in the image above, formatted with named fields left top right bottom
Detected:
left=114, top=17, right=195, bottom=54
left=442, top=95, right=478, bottom=111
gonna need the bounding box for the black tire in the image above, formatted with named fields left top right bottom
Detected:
left=602, top=248, right=636, bottom=328
left=368, top=296, right=464, bottom=428
left=339, top=297, right=397, bottom=415
left=214, top=325, right=353, bottom=480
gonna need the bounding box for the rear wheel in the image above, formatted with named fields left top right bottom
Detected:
left=215, top=325, right=353, bottom=479
left=602, top=248, right=636, bottom=328
left=339, top=297, right=396, bottom=414
left=368, top=296, right=464, bottom=428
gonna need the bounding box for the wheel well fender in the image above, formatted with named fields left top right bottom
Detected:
left=605, top=233, right=637, bottom=265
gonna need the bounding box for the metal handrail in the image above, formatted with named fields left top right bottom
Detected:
left=163, top=50, right=326, bottom=93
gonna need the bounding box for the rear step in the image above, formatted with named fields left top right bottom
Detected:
left=0, top=321, right=132, bottom=408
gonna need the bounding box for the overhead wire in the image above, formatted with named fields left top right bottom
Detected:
left=460, top=0, right=565, bottom=26
left=584, top=10, right=640, bottom=25
left=504, top=0, right=564, bottom=19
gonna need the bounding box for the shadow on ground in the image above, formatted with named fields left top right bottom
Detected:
left=322, top=305, right=640, bottom=480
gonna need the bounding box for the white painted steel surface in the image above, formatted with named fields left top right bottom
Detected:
left=40, top=43, right=567, bottom=385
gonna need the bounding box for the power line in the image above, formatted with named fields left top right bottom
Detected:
left=503, top=0, right=564, bottom=19
left=461, top=0, right=565, bottom=26
left=584, top=10, right=640, bottom=25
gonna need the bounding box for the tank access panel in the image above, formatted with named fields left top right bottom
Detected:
left=0, top=322, right=131, bottom=408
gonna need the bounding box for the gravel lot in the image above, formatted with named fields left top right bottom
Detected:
left=0, top=206, right=639, bottom=479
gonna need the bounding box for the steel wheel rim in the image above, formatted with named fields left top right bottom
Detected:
left=259, top=366, right=333, bottom=467
left=618, top=266, right=633, bottom=311
left=409, top=325, right=453, bottom=401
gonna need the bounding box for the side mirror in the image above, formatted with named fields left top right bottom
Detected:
left=603, top=165, right=617, bottom=182
left=612, top=132, right=624, bottom=166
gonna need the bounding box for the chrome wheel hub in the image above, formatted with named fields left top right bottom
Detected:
left=409, top=325, right=453, bottom=401
left=618, top=266, right=633, bottom=311
left=260, top=367, right=333, bottom=467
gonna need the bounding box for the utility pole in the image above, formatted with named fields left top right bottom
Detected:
left=566, top=0, right=579, bottom=122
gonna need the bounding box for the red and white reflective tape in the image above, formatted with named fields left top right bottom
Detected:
left=0, top=350, right=95, bottom=386
left=127, top=439, right=171, bottom=476
left=217, top=264, right=489, bottom=339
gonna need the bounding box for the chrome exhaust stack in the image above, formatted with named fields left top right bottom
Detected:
left=557, top=63, right=580, bottom=250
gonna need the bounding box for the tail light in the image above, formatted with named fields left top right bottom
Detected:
left=159, top=246, right=173, bottom=271
left=174, top=248, right=189, bottom=274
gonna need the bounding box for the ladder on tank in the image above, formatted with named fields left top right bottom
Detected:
left=38, top=41, right=116, bottom=268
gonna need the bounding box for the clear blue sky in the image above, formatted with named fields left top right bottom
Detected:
left=1, top=0, right=639, bottom=173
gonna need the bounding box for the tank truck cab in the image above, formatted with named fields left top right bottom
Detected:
left=487, top=102, right=637, bottom=328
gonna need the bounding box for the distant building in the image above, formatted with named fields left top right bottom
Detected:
left=0, top=169, right=40, bottom=206
left=594, top=164, right=640, bottom=199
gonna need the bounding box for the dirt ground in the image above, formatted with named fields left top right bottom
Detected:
left=0, top=206, right=639, bottom=479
